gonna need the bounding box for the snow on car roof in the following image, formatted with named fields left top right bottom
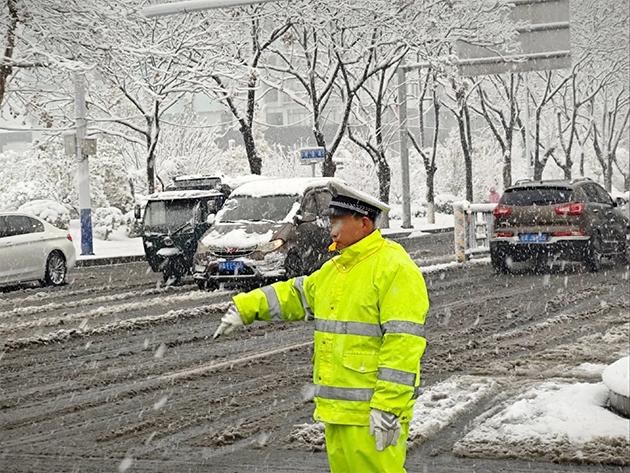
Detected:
left=231, top=177, right=346, bottom=197
left=147, top=189, right=224, bottom=200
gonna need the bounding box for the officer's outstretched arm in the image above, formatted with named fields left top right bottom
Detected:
left=226, top=275, right=315, bottom=329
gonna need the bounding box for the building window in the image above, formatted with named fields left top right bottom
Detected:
left=267, top=112, right=284, bottom=126
left=287, top=108, right=310, bottom=125
left=265, top=88, right=279, bottom=104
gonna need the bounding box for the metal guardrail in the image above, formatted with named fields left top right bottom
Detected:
left=453, top=201, right=497, bottom=263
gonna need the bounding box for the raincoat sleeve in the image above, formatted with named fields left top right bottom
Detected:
left=370, top=261, right=428, bottom=419
left=232, top=273, right=317, bottom=325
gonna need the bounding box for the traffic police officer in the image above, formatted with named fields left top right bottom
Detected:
left=214, top=182, right=429, bottom=473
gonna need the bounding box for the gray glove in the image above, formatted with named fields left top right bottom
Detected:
left=213, top=303, right=244, bottom=339
left=369, top=408, right=401, bottom=452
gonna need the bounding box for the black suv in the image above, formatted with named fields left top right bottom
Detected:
left=490, top=178, right=629, bottom=272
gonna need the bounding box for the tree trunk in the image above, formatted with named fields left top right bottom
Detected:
left=0, top=0, right=18, bottom=107
left=456, top=103, right=474, bottom=202
left=605, top=152, right=614, bottom=191
left=375, top=153, right=390, bottom=203
left=426, top=166, right=436, bottom=223
left=241, top=124, right=261, bottom=175
left=503, top=148, right=512, bottom=188
left=147, top=152, right=156, bottom=193
left=146, top=109, right=160, bottom=193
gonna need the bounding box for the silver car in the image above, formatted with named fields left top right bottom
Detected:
left=0, top=212, right=77, bottom=287
left=193, top=177, right=344, bottom=290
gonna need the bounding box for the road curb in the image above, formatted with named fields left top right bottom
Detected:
left=385, top=226, right=454, bottom=240
left=76, top=255, right=146, bottom=267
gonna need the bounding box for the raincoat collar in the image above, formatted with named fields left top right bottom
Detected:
left=334, top=229, right=384, bottom=267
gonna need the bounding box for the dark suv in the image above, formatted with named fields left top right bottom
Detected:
left=490, top=178, right=629, bottom=272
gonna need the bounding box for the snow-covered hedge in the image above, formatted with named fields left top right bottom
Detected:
left=92, top=206, right=125, bottom=240
left=435, top=194, right=462, bottom=215
left=17, top=200, right=71, bottom=230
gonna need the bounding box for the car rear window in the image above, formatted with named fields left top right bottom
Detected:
left=500, top=187, right=574, bottom=206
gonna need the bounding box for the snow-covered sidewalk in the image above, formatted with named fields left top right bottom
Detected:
left=69, top=220, right=144, bottom=260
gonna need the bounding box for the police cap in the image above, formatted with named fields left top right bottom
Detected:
left=323, top=182, right=390, bottom=221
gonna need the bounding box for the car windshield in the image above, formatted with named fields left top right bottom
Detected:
left=501, top=187, right=574, bottom=206
left=143, top=199, right=200, bottom=232
left=219, top=195, right=299, bottom=222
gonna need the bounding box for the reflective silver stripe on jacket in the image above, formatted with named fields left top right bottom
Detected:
left=314, top=385, right=374, bottom=402
left=293, top=276, right=313, bottom=320
left=378, top=367, right=416, bottom=386
left=382, top=320, right=425, bottom=338
left=315, top=319, right=383, bottom=337
left=261, top=285, right=283, bottom=321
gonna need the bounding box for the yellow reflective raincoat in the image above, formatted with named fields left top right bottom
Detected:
left=233, top=229, right=428, bottom=427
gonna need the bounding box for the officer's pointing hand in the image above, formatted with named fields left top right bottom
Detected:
left=213, top=303, right=244, bottom=339
left=369, top=408, right=401, bottom=452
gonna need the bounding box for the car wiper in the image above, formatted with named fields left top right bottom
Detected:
left=171, top=220, right=193, bottom=236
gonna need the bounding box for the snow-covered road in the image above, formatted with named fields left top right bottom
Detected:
left=0, top=252, right=628, bottom=473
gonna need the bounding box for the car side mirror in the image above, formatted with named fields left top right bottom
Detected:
left=296, top=213, right=316, bottom=224
left=134, top=204, right=141, bottom=220
left=615, top=197, right=628, bottom=208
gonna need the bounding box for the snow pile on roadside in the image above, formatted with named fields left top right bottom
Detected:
left=287, top=421, right=326, bottom=452
left=602, top=356, right=629, bottom=397
left=408, top=376, right=496, bottom=447
left=453, top=381, right=630, bottom=465
left=287, top=376, right=496, bottom=450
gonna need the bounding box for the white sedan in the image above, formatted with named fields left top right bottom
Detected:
left=0, top=212, right=77, bottom=287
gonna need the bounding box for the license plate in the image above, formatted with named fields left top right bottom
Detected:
left=520, top=233, right=547, bottom=243
left=219, top=261, right=244, bottom=272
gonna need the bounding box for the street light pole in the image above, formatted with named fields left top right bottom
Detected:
left=397, top=62, right=413, bottom=229
left=75, top=72, right=94, bottom=255
left=142, top=0, right=279, bottom=17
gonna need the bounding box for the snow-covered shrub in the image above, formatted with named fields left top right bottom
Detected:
left=2, top=182, right=50, bottom=211
left=123, top=208, right=143, bottom=238
left=17, top=199, right=71, bottom=229
left=435, top=194, right=462, bottom=215
left=92, top=206, right=124, bottom=240
left=389, top=202, right=427, bottom=220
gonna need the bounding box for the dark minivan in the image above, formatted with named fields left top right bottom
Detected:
left=139, top=175, right=230, bottom=283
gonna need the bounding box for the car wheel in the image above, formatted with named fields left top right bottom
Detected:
left=284, top=252, right=304, bottom=279
left=622, top=234, right=630, bottom=265
left=533, top=256, right=550, bottom=274
left=44, top=252, right=67, bottom=286
left=197, top=279, right=218, bottom=291
left=490, top=250, right=509, bottom=274
left=585, top=233, right=603, bottom=272
left=162, top=262, right=181, bottom=285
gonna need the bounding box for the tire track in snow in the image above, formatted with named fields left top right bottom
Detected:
left=2, top=302, right=231, bottom=349
left=0, top=285, right=193, bottom=320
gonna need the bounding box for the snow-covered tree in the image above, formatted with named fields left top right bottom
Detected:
left=192, top=3, right=292, bottom=175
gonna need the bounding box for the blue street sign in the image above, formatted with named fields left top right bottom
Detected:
left=299, top=147, right=326, bottom=164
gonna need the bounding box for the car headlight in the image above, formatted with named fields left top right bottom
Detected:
left=196, top=239, right=210, bottom=255
left=257, top=239, right=284, bottom=253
